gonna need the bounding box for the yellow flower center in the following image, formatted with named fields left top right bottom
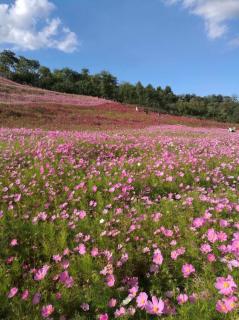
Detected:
left=223, top=282, right=230, bottom=288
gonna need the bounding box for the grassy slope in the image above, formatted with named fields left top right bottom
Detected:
left=0, top=77, right=234, bottom=130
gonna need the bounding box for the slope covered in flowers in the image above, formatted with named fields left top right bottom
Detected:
left=0, top=125, right=239, bottom=319
left=0, top=76, right=235, bottom=130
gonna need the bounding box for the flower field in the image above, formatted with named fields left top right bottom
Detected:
left=0, top=125, right=239, bottom=319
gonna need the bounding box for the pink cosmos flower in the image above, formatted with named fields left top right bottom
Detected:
left=217, top=231, right=227, bottom=242
left=114, top=307, right=126, bottom=318
left=177, top=294, right=188, bottom=305
left=207, top=253, right=216, bottom=262
left=77, top=243, right=86, bottom=255
left=182, top=263, right=195, bottom=278
left=207, top=229, right=218, bottom=243
left=171, top=247, right=185, bottom=260
left=59, top=271, right=74, bottom=288
left=216, top=296, right=237, bottom=313
left=129, top=286, right=138, bottom=297
left=145, top=296, right=164, bottom=315
left=200, top=243, right=212, bottom=254
left=215, top=275, right=237, bottom=295
left=41, top=304, right=54, bottom=318
left=108, top=298, right=117, bottom=307
left=79, top=210, right=86, bottom=219
left=136, top=292, right=148, bottom=309
left=8, top=287, right=18, bottom=298
left=92, top=185, right=98, bottom=192
left=53, top=254, right=62, bottom=262
left=192, top=217, right=205, bottom=228
left=34, top=265, right=50, bottom=281
left=91, top=247, right=99, bottom=257
left=153, top=249, right=163, bottom=265
left=10, top=239, right=18, bottom=247
left=21, top=289, right=29, bottom=300
left=106, top=274, right=115, bottom=287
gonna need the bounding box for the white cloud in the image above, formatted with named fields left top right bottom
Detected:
left=164, top=0, right=239, bottom=39
left=0, top=0, right=78, bottom=52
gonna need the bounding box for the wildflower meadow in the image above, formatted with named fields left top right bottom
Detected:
left=0, top=125, right=239, bottom=319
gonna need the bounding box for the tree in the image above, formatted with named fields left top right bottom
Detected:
left=99, top=71, right=118, bottom=100
left=135, top=81, right=146, bottom=105
left=118, top=82, right=137, bottom=104
left=0, top=50, right=19, bottom=78
left=38, top=66, right=54, bottom=89
left=14, top=56, right=40, bottom=85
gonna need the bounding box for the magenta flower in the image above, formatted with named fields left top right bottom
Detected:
left=182, top=263, right=195, bottom=278
left=59, top=271, right=74, bottom=288
left=41, top=304, right=54, bottom=318
left=21, top=289, right=29, bottom=300
left=8, top=287, right=18, bottom=298
left=207, top=253, right=216, bottom=262
left=215, top=275, right=237, bottom=295
left=146, top=296, right=164, bottom=315
left=99, top=314, right=108, bottom=320
left=136, top=292, right=148, bottom=309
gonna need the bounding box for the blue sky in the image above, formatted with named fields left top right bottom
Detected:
left=0, top=0, right=239, bottom=96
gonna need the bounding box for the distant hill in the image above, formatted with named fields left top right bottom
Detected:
left=0, top=76, right=232, bottom=130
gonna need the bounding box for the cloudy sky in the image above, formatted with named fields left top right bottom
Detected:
left=0, top=0, right=239, bottom=96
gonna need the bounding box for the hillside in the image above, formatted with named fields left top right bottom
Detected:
left=0, top=77, right=233, bottom=130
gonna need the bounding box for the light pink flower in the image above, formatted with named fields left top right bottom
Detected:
left=216, top=296, right=237, bottom=313
left=106, top=274, right=115, bottom=287
left=91, top=247, right=99, bottom=257
left=108, top=298, right=117, bottom=307
left=114, top=307, right=126, bottom=318
left=153, top=249, right=163, bottom=265
left=177, top=294, right=188, bottom=305
left=146, top=296, right=164, bottom=315
left=10, top=239, right=18, bottom=247
left=34, top=265, right=50, bottom=281
left=8, top=287, right=18, bottom=298
left=215, top=275, right=237, bottom=295
left=78, top=243, right=86, bottom=255
left=136, top=292, right=148, bottom=309
left=182, top=263, right=195, bottom=278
